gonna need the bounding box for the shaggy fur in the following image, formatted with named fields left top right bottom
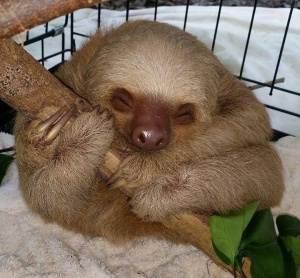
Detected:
left=14, top=20, right=284, bottom=244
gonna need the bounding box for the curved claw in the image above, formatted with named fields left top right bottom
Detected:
left=110, top=178, right=128, bottom=189
left=44, top=107, right=76, bottom=142
left=92, top=105, right=112, bottom=120
left=101, top=108, right=111, bottom=120
left=37, top=106, right=66, bottom=133
left=93, top=105, right=101, bottom=113
left=106, top=168, right=127, bottom=189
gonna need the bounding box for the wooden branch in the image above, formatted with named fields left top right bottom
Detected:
left=0, top=0, right=105, bottom=38
left=0, top=38, right=251, bottom=277
left=0, top=39, right=75, bottom=115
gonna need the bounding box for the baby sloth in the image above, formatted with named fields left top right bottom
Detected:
left=14, top=20, right=284, bottom=244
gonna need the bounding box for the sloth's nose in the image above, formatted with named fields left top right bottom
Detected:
left=131, top=124, right=169, bottom=151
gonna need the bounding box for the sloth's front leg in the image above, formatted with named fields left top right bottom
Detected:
left=15, top=105, right=114, bottom=225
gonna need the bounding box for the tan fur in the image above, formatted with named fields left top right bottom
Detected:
left=14, top=20, right=284, bottom=244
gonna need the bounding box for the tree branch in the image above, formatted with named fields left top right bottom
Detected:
left=0, top=0, right=105, bottom=38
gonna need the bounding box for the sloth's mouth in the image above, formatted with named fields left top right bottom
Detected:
left=110, top=135, right=135, bottom=156
left=111, top=137, right=170, bottom=160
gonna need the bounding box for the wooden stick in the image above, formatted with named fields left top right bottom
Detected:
left=249, top=77, right=285, bottom=91
left=0, top=38, right=250, bottom=277
left=0, top=39, right=77, bottom=115
left=0, top=0, right=105, bottom=38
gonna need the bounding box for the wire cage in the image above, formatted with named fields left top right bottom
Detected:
left=1, top=0, right=299, bottom=139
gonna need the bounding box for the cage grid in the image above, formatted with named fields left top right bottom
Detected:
left=0, top=0, right=299, bottom=138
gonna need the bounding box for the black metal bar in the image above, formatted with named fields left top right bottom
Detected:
left=23, top=30, right=55, bottom=45
left=269, top=0, right=296, bottom=96
left=154, top=0, right=159, bottom=21
left=73, top=32, right=89, bottom=38
left=38, top=49, right=72, bottom=62
left=211, top=0, right=223, bottom=51
left=70, top=13, right=76, bottom=54
left=23, top=26, right=65, bottom=46
left=63, top=14, right=69, bottom=27
left=41, top=39, right=45, bottom=66
left=97, top=3, right=101, bottom=28
left=183, top=0, right=190, bottom=31
left=239, top=0, right=257, bottom=79
left=126, top=0, right=130, bottom=21
left=264, top=104, right=300, bottom=118
left=62, top=32, right=65, bottom=63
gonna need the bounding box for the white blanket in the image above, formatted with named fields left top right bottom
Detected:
left=0, top=133, right=300, bottom=277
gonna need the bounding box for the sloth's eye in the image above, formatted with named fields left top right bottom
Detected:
left=111, top=88, right=133, bottom=112
left=174, top=104, right=195, bottom=125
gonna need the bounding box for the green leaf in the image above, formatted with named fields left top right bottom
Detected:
left=211, top=241, right=232, bottom=266
left=239, top=209, right=285, bottom=278
left=242, top=200, right=260, bottom=230
left=281, top=235, right=300, bottom=266
left=210, top=213, right=242, bottom=266
left=277, top=215, right=300, bottom=277
left=277, top=214, right=300, bottom=237
left=210, top=201, right=259, bottom=266
left=297, top=267, right=300, bottom=278
left=241, top=242, right=285, bottom=278
left=0, top=154, right=14, bottom=185
left=240, top=209, right=277, bottom=249
left=278, top=237, right=297, bottom=278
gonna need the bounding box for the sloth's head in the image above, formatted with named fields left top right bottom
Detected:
left=67, top=20, right=223, bottom=152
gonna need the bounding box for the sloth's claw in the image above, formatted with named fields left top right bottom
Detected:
left=36, top=104, right=105, bottom=146
left=106, top=168, right=127, bottom=189
left=109, top=178, right=127, bottom=189
left=92, top=106, right=112, bottom=120
left=37, top=106, right=66, bottom=133
left=44, top=107, right=75, bottom=142
left=93, top=105, right=101, bottom=113
left=101, top=108, right=111, bottom=120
